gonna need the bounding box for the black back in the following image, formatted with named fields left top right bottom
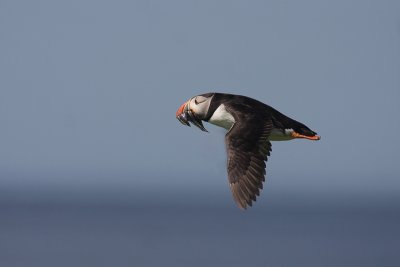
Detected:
left=204, top=93, right=317, bottom=136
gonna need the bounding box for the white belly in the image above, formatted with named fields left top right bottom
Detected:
left=208, top=104, right=235, bottom=130
left=268, top=128, right=295, bottom=141
left=209, top=106, right=294, bottom=141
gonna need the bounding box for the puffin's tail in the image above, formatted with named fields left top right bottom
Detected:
left=270, top=109, right=320, bottom=141
left=289, top=121, right=320, bottom=141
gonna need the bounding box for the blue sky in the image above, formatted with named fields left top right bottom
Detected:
left=1, top=0, right=399, bottom=197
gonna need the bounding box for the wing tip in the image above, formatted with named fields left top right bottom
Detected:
left=231, top=181, right=264, bottom=210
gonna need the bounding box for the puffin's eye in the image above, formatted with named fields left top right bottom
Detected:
left=194, top=96, right=207, bottom=104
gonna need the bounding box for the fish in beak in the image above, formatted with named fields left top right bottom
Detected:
left=176, top=101, right=208, bottom=132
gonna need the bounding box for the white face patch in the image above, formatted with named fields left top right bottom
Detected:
left=188, top=95, right=213, bottom=119
left=208, top=104, right=235, bottom=130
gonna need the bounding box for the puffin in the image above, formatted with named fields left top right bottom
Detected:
left=176, top=93, right=320, bottom=209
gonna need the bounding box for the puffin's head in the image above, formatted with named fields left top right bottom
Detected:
left=176, top=93, right=214, bottom=132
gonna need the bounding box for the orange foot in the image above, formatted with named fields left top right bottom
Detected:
left=291, top=132, right=321, bottom=141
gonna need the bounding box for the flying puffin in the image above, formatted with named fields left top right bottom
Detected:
left=176, top=93, right=320, bottom=209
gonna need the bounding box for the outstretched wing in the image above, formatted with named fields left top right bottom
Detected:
left=225, top=109, right=273, bottom=209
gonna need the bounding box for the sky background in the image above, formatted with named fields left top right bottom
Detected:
left=1, top=0, right=399, bottom=201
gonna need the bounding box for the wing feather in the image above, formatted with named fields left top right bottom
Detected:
left=225, top=107, right=273, bottom=209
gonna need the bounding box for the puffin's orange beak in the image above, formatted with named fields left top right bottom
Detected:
left=176, top=101, right=188, bottom=118
left=176, top=100, right=208, bottom=132
left=176, top=101, right=190, bottom=126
